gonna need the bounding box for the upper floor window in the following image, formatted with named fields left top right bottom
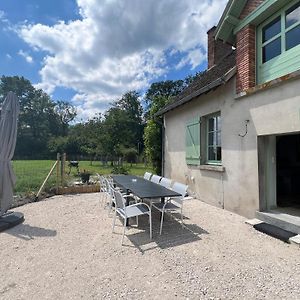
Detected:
left=257, top=0, right=300, bottom=84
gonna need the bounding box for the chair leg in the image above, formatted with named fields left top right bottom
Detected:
left=103, top=192, right=107, bottom=208
left=112, top=210, right=117, bottom=233
left=149, top=213, right=152, bottom=240
left=160, top=210, right=165, bottom=235
left=181, top=207, right=183, bottom=227
left=108, top=197, right=114, bottom=216
left=121, top=217, right=126, bottom=245
left=136, top=215, right=139, bottom=227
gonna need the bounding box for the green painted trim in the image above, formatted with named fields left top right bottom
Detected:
left=257, top=0, right=300, bottom=84
left=225, top=15, right=240, bottom=26
left=205, top=112, right=221, bottom=165
left=215, top=0, right=248, bottom=43
left=206, top=161, right=222, bottom=166
left=233, top=0, right=295, bottom=34
left=186, top=117, right=201, bottom=166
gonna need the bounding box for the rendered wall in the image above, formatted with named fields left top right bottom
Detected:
left=163, top=76, right=300, bottom=218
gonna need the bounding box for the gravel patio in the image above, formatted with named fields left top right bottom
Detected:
left=0, top=192, right=299, bottom=299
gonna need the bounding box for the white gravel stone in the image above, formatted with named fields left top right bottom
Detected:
left=0, top=193, right=299, bottom=299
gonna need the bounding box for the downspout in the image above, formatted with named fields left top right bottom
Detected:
left=161, top=117, right=165, bottom=177
left=153, top=116, right=165, bottom=176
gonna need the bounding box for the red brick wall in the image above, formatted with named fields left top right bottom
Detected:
left=236, top=0, right=265, bottom=93
left=236, top=25, right=256, bottom=94
left=208, top=27, right=216, bottom=69
left=240, top=0, right=265, bottom=20
left=208, top=26, right=232, bottom=69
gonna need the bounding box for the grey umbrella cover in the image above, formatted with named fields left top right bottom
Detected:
left=0, top=92, right=20, bottom=215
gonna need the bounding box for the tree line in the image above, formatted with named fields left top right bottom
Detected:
left=0, top=73, right=201, bottom=173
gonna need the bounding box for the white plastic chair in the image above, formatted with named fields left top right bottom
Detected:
left=151, top=175, right=162, bottom=184
left=144, top=172, right=152, bottom=180
left=97, top=174, right=111, bottom=207
left=147, top=177, right=171, bottom=207
left=112, top=189, right=152, bottom=245
left=152, top=182, right=193, bottom=235
left=107, top=180, right=137, bottom=215
left=159, top=177, right=172, bottom=189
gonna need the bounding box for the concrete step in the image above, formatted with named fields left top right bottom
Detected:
left=256, top=210, right=300, bottom=235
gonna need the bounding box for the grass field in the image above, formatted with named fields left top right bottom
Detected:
left=12, top=160, right=154, bottom=195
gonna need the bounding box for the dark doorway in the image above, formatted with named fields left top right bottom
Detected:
left=276, top=134, right=300, bottom=207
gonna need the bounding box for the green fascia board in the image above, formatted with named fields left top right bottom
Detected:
left=225, top=15, right=240, bottom=26
left=233, top=0, right=287, bottom=34
left=215, top=0, right=248, bottom=43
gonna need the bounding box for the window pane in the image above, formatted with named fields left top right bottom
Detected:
left=216, top=147, right=222, bottom=161
left=286, top=1, right=300, bottom=28
left=208, top=132, right=214, bottom=146
left=262, top=37, right=281, bottom=63
left=208, top=117, right=215, bottom=132
left=286, top=24, right=300, bottom=50
left=207, top=113, right=221, bottom=162
left=262, top=16, right=281, bottom=42
left=216, top=115, right=221, bottom=131
left=208, top=147, right=215, bottom=161
left=217, top=131, right=221, bottom=146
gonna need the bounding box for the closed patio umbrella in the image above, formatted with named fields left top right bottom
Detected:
left=0, top=91, right=20, bottom=215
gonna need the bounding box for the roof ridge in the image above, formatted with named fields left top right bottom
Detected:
left=155, top=50, right=236, bottom=116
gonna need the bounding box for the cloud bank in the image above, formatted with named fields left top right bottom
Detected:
left=18, top=0, right=227, bottom=119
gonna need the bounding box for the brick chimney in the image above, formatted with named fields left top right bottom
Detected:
left=207, top=26, right=232, bottom=69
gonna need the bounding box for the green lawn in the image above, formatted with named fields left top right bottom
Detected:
left=12, top=160, right=154, bottom=195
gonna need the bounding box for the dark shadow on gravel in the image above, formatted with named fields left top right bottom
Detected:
left=121, top=211, right=209, bottom=253
left=4, top=223, right=57, bottom=241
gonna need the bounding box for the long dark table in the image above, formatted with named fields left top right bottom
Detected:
left=112, top=175, right=181, bottom=226
left=112, top=175, right=181, bottom=199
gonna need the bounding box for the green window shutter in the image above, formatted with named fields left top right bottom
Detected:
left=185, top=117, right=201, bottom=165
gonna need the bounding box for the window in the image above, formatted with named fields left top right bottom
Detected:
left=206, top=113, right=221, bottom=164
left=261, top=16, right=282, bottom=63
left=185, top=112, right=222, bottom=166
left=257, top=0, right=300, bottom=84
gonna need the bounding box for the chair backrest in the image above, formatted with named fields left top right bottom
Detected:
left=113, top=190, right=125, bottom=209
left=107, top=181, right=115, bottom=199
left=97, top=173, right=106, bottom=191
left=160, top=177, right=172, bottom=189
left=144, top=172, right=152, bottom=180
left=103, top=178, right=109, bottom=190
left=172, top=182, right=188, bottom=197
left=151, top=174, right=162, bottom=184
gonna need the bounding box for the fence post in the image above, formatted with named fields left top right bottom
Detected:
left=61, top=153, right=66, bottom=186
left=56, top=153, right=60, bottom=193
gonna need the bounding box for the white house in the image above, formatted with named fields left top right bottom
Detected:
left=156, top=0, right=300, bottom=233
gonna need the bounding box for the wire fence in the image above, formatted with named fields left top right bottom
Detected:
left=12, top=159, right=59, bottom=196
left=12, top=154, right=154, bottom=197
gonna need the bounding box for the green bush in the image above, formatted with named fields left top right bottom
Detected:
left=111, top=165, right=130, bottom=175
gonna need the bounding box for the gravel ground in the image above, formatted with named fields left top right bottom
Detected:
left=0, top=193, right=299, bottom=300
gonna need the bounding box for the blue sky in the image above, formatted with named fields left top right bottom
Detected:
left=0, top=0, right=227, bottom=119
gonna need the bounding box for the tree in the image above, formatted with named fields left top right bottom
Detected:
left=0, top=76, right=77, bottom=158
left=143, top=74, right=202, bottom=173
left=144, top=96, right=170, bottom=174
left=113, top=91, right=144, bottom=147
left=54, top=100, right=77, bottom=136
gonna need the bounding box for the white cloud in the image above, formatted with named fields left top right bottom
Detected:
left=0, top=10, right=9, bottom=24
left=18, top=49, right=34, bottom=63
left=6, top=54, right=12, bottom=60
left=17, top=0, right=227, bottom=120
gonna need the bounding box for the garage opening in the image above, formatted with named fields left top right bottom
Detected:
left=277, top=134, right=300, bottom=209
